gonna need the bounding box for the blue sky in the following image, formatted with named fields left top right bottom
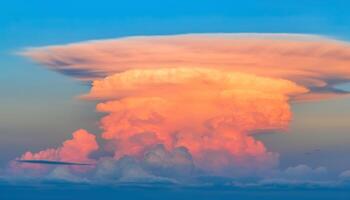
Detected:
left=1, top=0, right=350, bottom=164
left=2, top=1, right=350, bottom=199
left=2, top=0, right=350, bottom=167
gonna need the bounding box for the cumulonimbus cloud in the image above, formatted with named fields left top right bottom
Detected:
left=14, top=34, right=350, bottom=178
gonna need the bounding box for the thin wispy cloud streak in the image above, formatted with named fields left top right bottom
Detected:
left=16, top=159, right=93, bottom=166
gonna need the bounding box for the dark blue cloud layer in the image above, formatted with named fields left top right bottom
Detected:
left=1, top=181, right=350, bottom=200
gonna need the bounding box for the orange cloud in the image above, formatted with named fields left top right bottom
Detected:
left=18, top=34, right=350, bottom=175
left=22, top=34, right=350, bottom=101
left=17, top=129, right=98, bottom=170
left=88, top=68, right=306, bottom=173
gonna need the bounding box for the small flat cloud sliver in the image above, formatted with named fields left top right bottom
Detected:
left=16, top=159, right=94, bottom=166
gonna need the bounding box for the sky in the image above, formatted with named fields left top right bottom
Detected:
left=2, top=0, right=350, bottom=199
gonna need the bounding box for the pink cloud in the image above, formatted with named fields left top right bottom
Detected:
left=22, top=34, right=350, bottom=101
left=16, top=129, right=98, bottom=171
left=16, top=34, right=350, bottom=176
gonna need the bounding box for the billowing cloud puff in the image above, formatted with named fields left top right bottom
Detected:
left=245, top=165, right=336, bottom=189
left=89, top=67, right=307, bottom=175
left=266, top=165, right=329, bottom=181
left=47, top=166, right=89, bottom=183
left=339, top=170, right=350, bottom=181
left=94, top=144, right=193, bottom=183
left=15, top=129, right=98, bottom=171
left=14, top=34, right=350, bottom=180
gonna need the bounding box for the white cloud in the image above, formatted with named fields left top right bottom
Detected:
left=47, top=166, right=88, bottom=183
